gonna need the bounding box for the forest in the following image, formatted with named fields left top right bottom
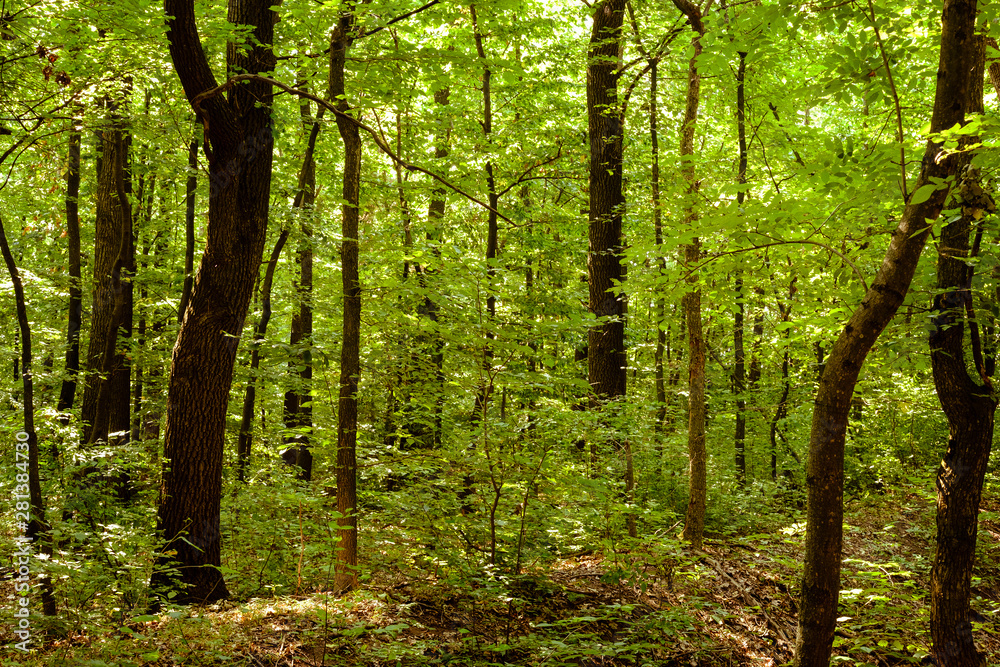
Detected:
left=2, top=0, right=1000, bottom=665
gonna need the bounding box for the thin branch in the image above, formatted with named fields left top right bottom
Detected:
left=359, top=0, right=441, bottom=39
left=686, top=238, right=869, bottom=292
left=192, top=74, right=515, bottom=225
left=495, top=148, right=564, bottom=198
left=866, top=0, right=906, bottom=198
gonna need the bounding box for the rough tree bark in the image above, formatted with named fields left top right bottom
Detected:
left=151, top=0, right=275, bottom=603
left=81, top=119, right=132, bottom=445
left=929, top=32, right=994, bottom=667
left=794, top=1, right=977, bottom=663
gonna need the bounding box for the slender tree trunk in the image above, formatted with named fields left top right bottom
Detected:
left=178, top=138, right=197, bottom=322
left=471, top=4, right=499, bottom=424
left=330, top=13, right=362, bottom=594
left=282, top=103, right=321, bottom=481
left=0, top=212, right=56, bottom=615
left=57, top=123, right=82, bottom=423
left=650, top=62, right=668, bottom=443
left=673, top=0, right=707, bottom=549
left=794, top=2, right=977, bottom=662
left=423, top=87, right=450, bottom=449
left=929, top=33, right=993, bottom=667
left=732, top=48, right=748, bottom=487
left=152, top=0, right=275, bottom=603
left=236, top=230, right=289, bottom=483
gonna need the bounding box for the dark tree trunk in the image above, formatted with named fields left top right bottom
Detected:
left=178, top=138, right=197, bottom=321
left=732, top=48, right=748, bottom=487
left=236, top=230, right=289, bottom=483
left=929, top=33, right=993, bottom=667
left=0, top=212, right=56, bottom=616
left=422, top=86, right=450, bottom=449
left=282, top=103, right=319, bottom=482
left=152, top=0, right=275, bottom=604
left=649, top=60, right=671, bottom=451
left=586, top=0, right=627, bottom=405
left=330, top=13, right=362, bottom=594
left=57, top=123, right=82, bottom=423
left=471, top=3, right=499, bottom=424
left=794, top=2, right=978, bottom=663
left=82, top=120, right=132, bottom=445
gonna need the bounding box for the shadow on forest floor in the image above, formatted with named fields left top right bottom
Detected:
left=14, top=489, right=1000, bottom=666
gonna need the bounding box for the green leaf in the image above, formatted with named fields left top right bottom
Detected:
left=909, top=183, right=937, bottom=205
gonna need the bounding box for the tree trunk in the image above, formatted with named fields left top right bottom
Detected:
left=81, top=119, right=132, bottom=444
left=1, top=212, right=57, bottom=615
left=794, top=1, right=978, bottom=662
left=732, top=47, right=748, bottom=487
left=57, top=122, right=82, bottom=423
left=152, top=0, right=275, bottom=604
left=282, top=103, right=322, bottom=481
left=929, top=32, right=993, bottom=667
left=673, top=0, right=706, bottom=549
left=650, top=61, right=668, bottom=444
left=236, top=230, right=289, bottom=483
left=471, top=3, right=499, bottom=425
left=330, top=13, right=362, bottom=594
left=586, top=0, right=628, bottom=497
left=177, top=138, right=197, bottom=322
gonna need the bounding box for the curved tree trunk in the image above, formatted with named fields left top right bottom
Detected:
left=152, top=0, right=275, bottom=604
left=929, top=33, right=993, bottom=667
left=794, top=1, right=977, bottom=662
left=0, top=212, right=57, bottom=616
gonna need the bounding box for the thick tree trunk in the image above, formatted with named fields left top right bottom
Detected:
left=794, top=2, right=977, bottom=663
left=586, top=0, right=627, bottom=496
left=152, top=0, right=275, bottom=604
left=330, top=15, right=362, bottom=594
left=929, top=33, right=993, bottom=667
left=81, top=121, right=132, bottom=444
left=586, top=0, right=627, bottom=404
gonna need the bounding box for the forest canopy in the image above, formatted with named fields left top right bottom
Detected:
left=1, top=0, right=999, bottom=665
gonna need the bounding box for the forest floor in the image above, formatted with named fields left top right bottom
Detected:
left=13, top=486, right=1000, bottom=667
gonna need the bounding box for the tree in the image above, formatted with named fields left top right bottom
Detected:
left=672, top=0, right=708, bottom=549
left=329, top=5, right=363, bottom=595
left=586, top=0, right=628, bottom=502
left=794, top=1, right=979, bottom=663
left=152, top=0, right=276, bottom=603
left=928, top=31, right=994, bottom=667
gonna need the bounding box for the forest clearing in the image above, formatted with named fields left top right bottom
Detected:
left=1, top=0, right=999, bottom=664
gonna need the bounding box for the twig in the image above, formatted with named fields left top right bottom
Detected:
left=191, top=74, right=517, bottom=226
